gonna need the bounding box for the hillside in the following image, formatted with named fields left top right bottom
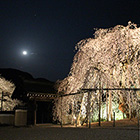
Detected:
left=0, top=68, right=55, bottom=101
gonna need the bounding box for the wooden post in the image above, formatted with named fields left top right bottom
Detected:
left=88, top=92, right=91, bottom=128
left=113, top=112, right=115, bottom=127
left=106, top=90, right=109, bottom=121
left=138, top=109, right=140, bottom=140
left=98, top=72, right=102, bottom=127
left=61, top=95, right=63, bottom=128
left=1, top=92, right=3, bottom=111
left=137, top=90, right=140, bottom=140
left=99, top=90, right=101, bottom=126
left=138, top=109, right=139, bottom=127
left=34, top=100, right=36, bottom=125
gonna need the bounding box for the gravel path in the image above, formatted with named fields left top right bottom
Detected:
left=0, top=126, right=139, bottom=140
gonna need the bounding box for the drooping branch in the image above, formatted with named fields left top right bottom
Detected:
left=54, top=22, right=140, bottom=124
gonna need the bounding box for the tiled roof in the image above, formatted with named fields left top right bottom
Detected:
left=23, top=80, right=56, bottom=94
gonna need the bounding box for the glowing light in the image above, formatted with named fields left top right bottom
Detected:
left=22, top=51, right=27, bottom=55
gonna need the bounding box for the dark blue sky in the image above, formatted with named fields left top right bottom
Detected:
left=0, top=0, right=140, bottom=81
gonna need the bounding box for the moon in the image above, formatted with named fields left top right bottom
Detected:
left=22, top=51, right=27, bottom=55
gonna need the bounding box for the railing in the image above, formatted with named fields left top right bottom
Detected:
left=58, top=88, right=140, bottom=129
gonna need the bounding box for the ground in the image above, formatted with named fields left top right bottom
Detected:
left=0, top=119, right=139, bottom=140
left=0, top=126, right=139, bottom=140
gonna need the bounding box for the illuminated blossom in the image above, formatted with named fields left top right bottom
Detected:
left=53, top=22, right=140, bottom=124
left=0, top=76, right=23, bottom=111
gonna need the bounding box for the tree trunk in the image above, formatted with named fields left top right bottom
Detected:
left=109, top=91, right=113, bottom=121
left=77, top=94, right=85, bottom=125
left=106, top=90, right=109, bottom=121
left=129, top=92, right=131, bottom=119
left=88, top=92, right=91, bottom=128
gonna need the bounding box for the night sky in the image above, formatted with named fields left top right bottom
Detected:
left=0, top=0, right=140, bottom=81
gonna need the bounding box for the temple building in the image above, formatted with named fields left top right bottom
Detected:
left=0, top=68, right=56, bottom=126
